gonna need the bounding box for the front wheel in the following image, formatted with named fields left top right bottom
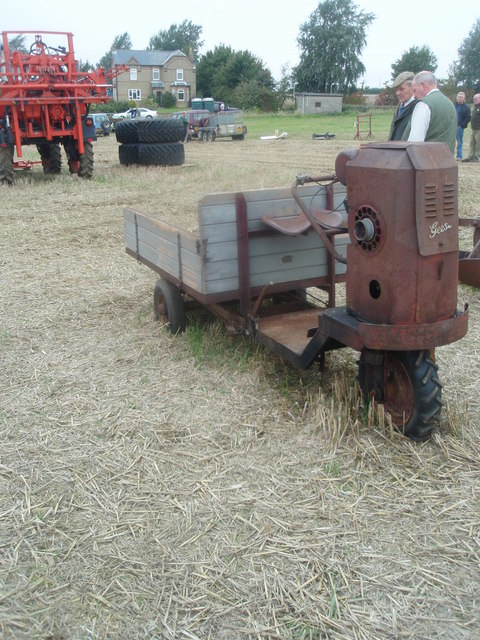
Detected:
left=358, top=350, right=443, bottom=440
left=153, top=279, right=186, bottom=334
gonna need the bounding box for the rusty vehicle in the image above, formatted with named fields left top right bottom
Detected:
left=0, top=30, right=122, bottom=182
left=124, top=141, right=469, bottom=441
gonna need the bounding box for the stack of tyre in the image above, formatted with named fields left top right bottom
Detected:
left=116, top=118, right=185, bottom=167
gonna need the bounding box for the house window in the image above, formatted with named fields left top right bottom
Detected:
left=178, top=89, right=185, bottom=101
left=315, top=101, right=322, bottom=107
left=128, top=88, right=141, bottom=101
left=176, top=69, right=183, bottom=81
left=152, top=68, right=160, bottom=81
left=130, top=67, right=137, bottom=81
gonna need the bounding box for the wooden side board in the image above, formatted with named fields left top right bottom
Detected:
left=124, top=182, right=350, bottom=299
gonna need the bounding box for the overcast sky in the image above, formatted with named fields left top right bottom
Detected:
left=2, top=0, right=478, bottom=87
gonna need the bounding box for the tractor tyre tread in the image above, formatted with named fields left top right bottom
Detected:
left=137, top=118, right=184, bottom=143
left=137, top=142, right=185, bottom=166
left=119, top=143, right=140, bottom=166
left=115, top=120, right=140, bottom=144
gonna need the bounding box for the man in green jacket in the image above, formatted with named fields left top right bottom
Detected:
left=403, top=71, right=457, bottom=154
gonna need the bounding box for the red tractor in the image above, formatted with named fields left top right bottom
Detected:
left=0, top=30, right=119, bottom=183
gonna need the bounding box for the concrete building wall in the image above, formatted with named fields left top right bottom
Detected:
left=295, top=93, right=343, bottom=114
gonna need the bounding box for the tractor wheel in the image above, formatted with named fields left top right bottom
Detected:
left=0, top=145, right=14, bottom=185
left=118, top=143, right=139, bottom=166
left=63, top=140, right=79, bottom=174
left=153, top=279, right=186, bottom=334
left=137, top=118, right=184, bottom=143
left=78, top=142, right=94, bottom=179
left=38, top=143, right=62, bottom=174
left=358, top=350, right=443, bottom=441
left=138, top=142, right=185, bottom=167
left=115, top=120, right=140, bottom=144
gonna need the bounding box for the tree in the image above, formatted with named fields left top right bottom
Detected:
left=456, top=19, right=480, bottom=91
left=148, top=21, right=203, bottom=60
left=276, top=64, right=295, bottom=110
left=196, top=45, right=275, bottom=108
left=7, top=35, right=27, bottom=53
left=391, top=46, right=438, bottom=80
left=98, top=33, right=132, bottom=70
left=294, top=0, right=374, bottom=93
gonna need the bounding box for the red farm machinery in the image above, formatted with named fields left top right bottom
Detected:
left=0, top=30, right=118, bottom=183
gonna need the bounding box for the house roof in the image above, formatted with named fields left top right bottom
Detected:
left=112, top=49, right=188, bottom=67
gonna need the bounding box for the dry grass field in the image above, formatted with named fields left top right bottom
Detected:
left=1, top=127, right=480, bottom=639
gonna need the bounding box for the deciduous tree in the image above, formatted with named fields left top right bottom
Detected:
left=456, top=19, right=480, bottom=91
left=148, top=21, right=203, bottom=61
left=294, top=0, right=374, bottom=93
left=7, top=35, right=27, bottom=53
left=98, top=33, right=132, bottom=70
left=196, top=45, right=275, bottom=108
left=391, top=46, right=438, bottom=80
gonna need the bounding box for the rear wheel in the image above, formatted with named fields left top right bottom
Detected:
left=78, top=142, right=94, bottom=179
left=0, top=145, right=14, bottom=184
left=358, top=350, right=443, bottom=440
left=153, top=279, right=186, bottom=334
left=38, top=143, right=62, bottom=174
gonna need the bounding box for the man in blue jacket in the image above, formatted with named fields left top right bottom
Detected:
left=455, top=92, right=471, bottom=160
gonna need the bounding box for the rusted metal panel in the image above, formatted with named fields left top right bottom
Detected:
left=358, top=307, right=468, bottom=350
left=345, top=142, right=459, bottom=326
left=459, top=255, right=480, bottom=288
left=318, top=305, right=468, bottom=351
left=406, top=143, right=458, bottom=257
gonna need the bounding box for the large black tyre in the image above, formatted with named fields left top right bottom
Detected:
left=138, top=142, right=185, bottom=167
left=137, top=118, right=184, bottom=143
left=0, top=145, right=14, bottom=184
left=119, top=143, right=139, bottom=166
left=78, top=142, right=94, bottom=179
left=358, top=350, right=443, bottom=441
left=115, top=119, right=140, bottom=144
left=153, top=279, right=186, bottom=334
left=37, top=143, right=62, bottom=174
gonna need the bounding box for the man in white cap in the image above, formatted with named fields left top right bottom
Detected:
left=388, top=71, right=418, bottom=141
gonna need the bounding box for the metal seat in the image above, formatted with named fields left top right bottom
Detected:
left=261, top=210, right=348, bottom=236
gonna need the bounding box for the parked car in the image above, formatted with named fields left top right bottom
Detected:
left=170, top=109, right=211, bottom=139
left=89, top=113, right=112, bottom=136
left=112, top=107, right=158, bottom=120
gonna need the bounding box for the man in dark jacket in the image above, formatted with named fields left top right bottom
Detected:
left=388, top=71, right=418, bottom=141
left=455, top=91, right=471, bottom=160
